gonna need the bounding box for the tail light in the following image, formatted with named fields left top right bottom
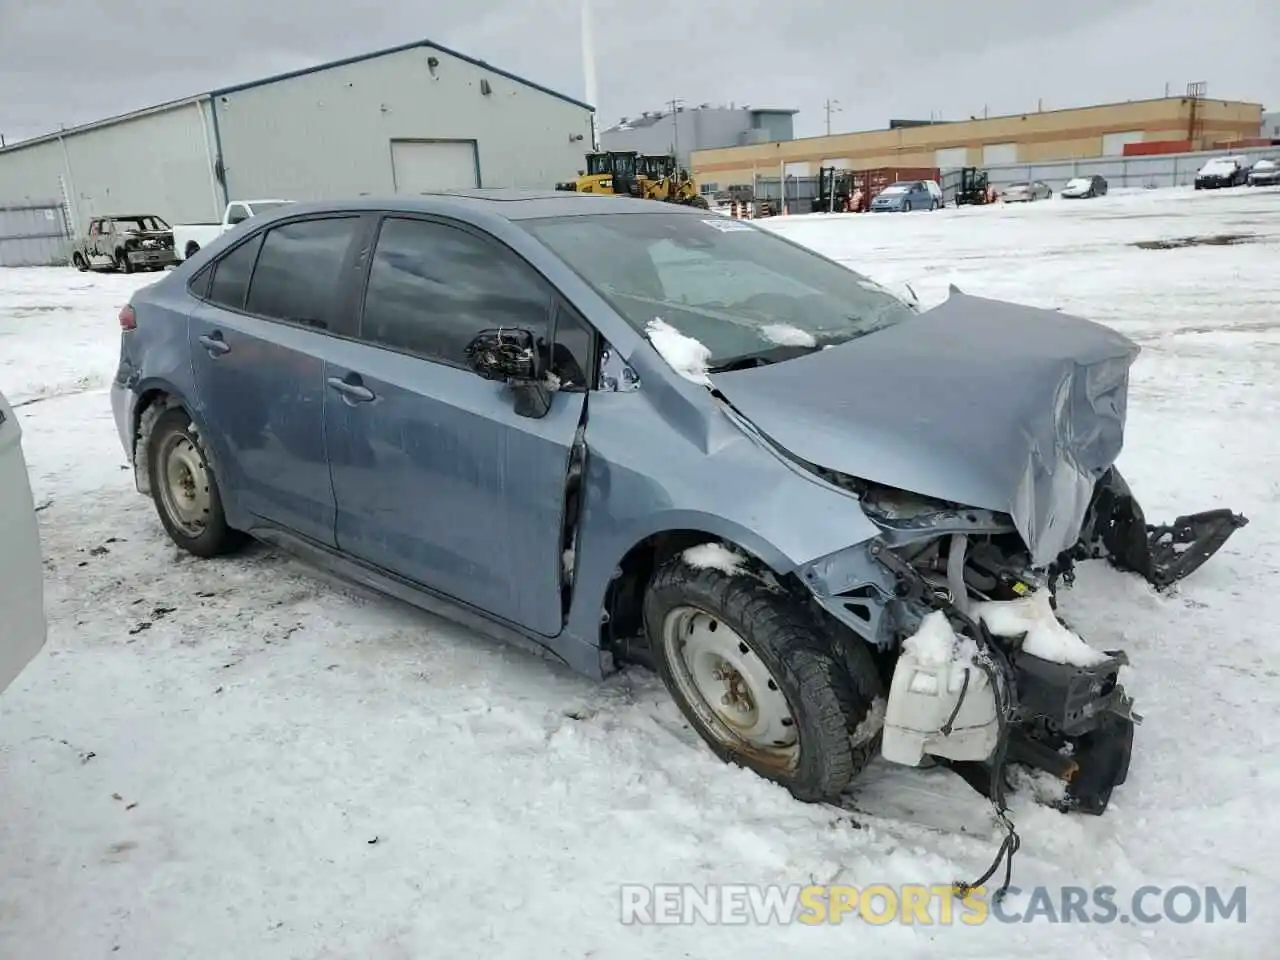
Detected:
left=119, top=304, right=136, bottom=331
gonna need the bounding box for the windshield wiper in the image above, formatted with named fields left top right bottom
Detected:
left=708, top=343, right=824, bottom=373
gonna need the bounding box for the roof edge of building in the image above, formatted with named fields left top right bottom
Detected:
left=0, top=37, right=593, bottom=157
left=688, top=95, right=1266, bottom=157
left=0, top=94, right=210, bottom=156
left=208, top=38, right=593, bottom=112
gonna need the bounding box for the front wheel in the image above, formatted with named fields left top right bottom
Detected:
left=146, top=408, right=245, bottom=558
left=71, top=252, right=88, bottom=272
left=115, top=250, right=133, bottom=274
left=644, top=553, right=881, bottom=802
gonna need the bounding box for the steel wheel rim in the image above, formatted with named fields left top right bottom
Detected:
left=158, top=433, right=212, bottom=538
left=661, top=605, right=800, bottom=772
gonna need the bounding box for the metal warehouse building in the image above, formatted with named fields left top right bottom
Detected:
left=691, top=96, right=1263, bottom=191
left=0, top=38, right=595, bottom=243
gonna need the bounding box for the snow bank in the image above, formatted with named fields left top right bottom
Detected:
left=644, top=318, right=711, bottom=386
left=971, top=592, right=1109, bottom=667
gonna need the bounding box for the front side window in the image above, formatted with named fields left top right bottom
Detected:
left=206, top=234, right=263, bottom=311
left=359, top=216, right=551, bottom=368
left=521, top=212, right=914, bottom=372
left=243, top=217, right=362, bottom=329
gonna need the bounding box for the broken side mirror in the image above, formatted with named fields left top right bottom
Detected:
left=463, top=327, right=554, bottom=419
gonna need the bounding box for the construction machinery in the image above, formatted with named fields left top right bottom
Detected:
left=955, top=167, right=996, bottom=206
left=555, top=151, right=641, bottom=197
left=636, top=154, right=710, bottom=208
left=812, top=166, right=856, bottom=213
left=556, top=151, right=708, bottom=208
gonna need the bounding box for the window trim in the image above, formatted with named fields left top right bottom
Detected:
left=352, top=212, right=559, bottom=376
left=187, top=212, right=372, bottom=341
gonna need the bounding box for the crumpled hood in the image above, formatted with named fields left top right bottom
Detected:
left=710, top=291, right=1141, bottom=565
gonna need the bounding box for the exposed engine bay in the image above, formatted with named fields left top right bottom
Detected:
left=804, top=467, right=1246, bottom=819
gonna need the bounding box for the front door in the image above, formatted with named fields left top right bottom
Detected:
left=187, top=215, right=368, bottom=546
left=323, top=214, right=590, bottom=635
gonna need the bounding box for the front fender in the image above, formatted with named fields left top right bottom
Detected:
left=566, top=390, right=884, bottom=645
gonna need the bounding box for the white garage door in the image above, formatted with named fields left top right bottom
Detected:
left=389, top=139, right=479, bottom=193
left=982, top=142, right=1018, bottom=165
left=935, top=146, right=968, bottom=170
left=1101, top=130, right=1144, bottom=155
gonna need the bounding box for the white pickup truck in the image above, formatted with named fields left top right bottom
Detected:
left=172, top=199, right=294, bottom=261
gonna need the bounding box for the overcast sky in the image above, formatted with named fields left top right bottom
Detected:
left=1, top=0, right=1276, bottom=146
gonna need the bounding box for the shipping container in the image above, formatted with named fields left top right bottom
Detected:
left=1123, top=140, right=1192, bottom=156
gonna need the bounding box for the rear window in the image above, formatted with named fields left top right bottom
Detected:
left=243, top=217, right=361, bottom=329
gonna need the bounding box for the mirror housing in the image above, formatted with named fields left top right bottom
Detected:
left=464, top=327, right=543, bottom=384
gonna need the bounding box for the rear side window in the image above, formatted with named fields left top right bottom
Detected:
left=207, top=234, right=263, bottom=310
left=244, top=217, right=361, bottom=330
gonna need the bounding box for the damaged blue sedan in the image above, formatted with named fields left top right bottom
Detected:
left=110, top=191, right=1246, bottom=817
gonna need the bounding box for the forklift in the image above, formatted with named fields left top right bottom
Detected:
left=812, top=166, right=856, bottom=213
left=955, top=166, right=996, bottom=206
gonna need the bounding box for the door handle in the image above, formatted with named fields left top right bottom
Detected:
left=198, top=333, right=230, bottom=356
left=327, top=376, right=375, bottom=403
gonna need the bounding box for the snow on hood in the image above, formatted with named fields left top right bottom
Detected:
left=709, top=290, right=1141, bottom=566
left=1198, top=158, right=1237, bottom=174
left=1064, top=178, right=1091, bottom=191
left=645, top=317, right=711, bottom=386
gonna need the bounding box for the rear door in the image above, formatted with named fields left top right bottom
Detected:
left=187, top=214, right=369, bottom=546
left=322, top=213, right=591, bottom=635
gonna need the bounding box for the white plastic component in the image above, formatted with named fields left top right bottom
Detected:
left=881, top=611, right=998, bottom=767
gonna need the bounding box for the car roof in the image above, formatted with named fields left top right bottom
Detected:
left=250, top=189, right=703, bottom=223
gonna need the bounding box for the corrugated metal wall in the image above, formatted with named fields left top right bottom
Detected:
left=0, top=100, right=226, bottom=233
left=213, top=46, right=594, bottom=200
left=0, top=201, right=72, bottom=267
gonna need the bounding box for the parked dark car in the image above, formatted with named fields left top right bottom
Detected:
left=108, top=191, right=1246, bottom=815
left=1061, top=175, right=1108, bottom=199
left=71, top=215, right=177, bottom=273
left=1194, top=156, right=1250, bottom=189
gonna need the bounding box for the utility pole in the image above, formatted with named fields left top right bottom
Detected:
left=668, top=97, right=684, bottom=169
left=824, top=98, right=842, bottom=136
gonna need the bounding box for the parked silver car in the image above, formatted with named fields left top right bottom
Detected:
left=110, top=191, right=1246, bottom=818
left=1001, top=180, right=1053, bottom=202
left=0, top=390, right=47, bottom=694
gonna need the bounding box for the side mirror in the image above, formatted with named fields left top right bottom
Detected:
left=464, top=327, right=543, bottom=383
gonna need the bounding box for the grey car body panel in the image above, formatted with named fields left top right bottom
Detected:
left=710, top=290, right=1140, bottom=566
left=113, top=191, right=1134, bottom=681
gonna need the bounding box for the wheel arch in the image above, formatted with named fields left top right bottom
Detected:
left=586, top=516, right=808, bottom=670
left=127, top=381, right=217, bottom=495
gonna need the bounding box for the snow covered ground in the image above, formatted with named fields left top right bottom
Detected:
left=2, top=186, right=1278, bottom=958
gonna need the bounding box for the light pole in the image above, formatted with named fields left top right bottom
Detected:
left=668, top=97, right=684, bottom=170
left=825, top=98, right=842, bottom=136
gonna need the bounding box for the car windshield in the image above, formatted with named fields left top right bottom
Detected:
left=1007, top=182, right=1029, bottom=189
left=522, top=212, right=915, bottom=369
left=1066, top=178, right=1090, bottom=188
left=1200, top=159, right=1234, bottom=172
left=878, top=184, right=910, bottom=196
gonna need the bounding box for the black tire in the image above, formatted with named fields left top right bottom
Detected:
left=185, top=241, right=200, bottom=260
left=643, top=553, right=882, bottom=802
left=71, top=252, right=88, bottom=272
left=115, top=249, right=133, bottom=274
left=146, top=408, right=245, bottom=558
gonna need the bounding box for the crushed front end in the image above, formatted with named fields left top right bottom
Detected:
left=801, top=480, right=1141, bottom=815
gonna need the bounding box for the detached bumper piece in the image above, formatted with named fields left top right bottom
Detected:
left=1005, top=651, right=1138, bottom=814
left=1085, top=467, right=1248, bottom=589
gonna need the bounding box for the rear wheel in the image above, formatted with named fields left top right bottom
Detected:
left=146, top=408, right=245, bottom=558
left=71, top=252, right=88, bottom=272
left=184, top=241, right=201, bottom=260
left=115, top=250, right=133, bottom=274
left=644, top=553, right=881, bottom=802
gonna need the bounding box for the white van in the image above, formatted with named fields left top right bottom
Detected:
left=0, top=389, right=47, bottom=693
